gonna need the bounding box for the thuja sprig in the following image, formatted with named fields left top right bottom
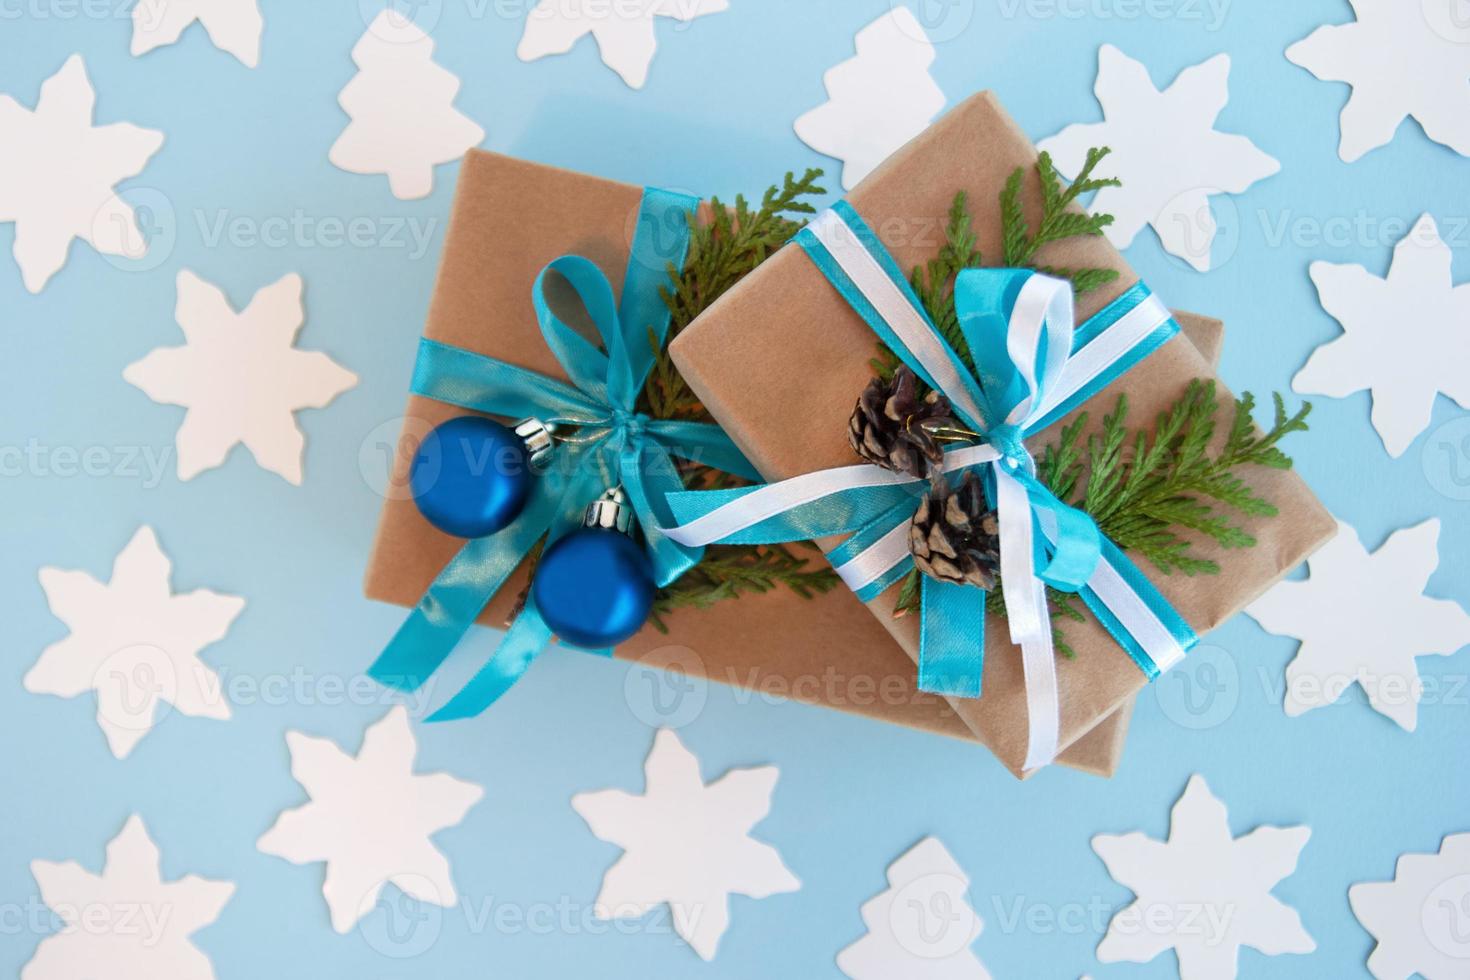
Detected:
left=875, top=148, right=1120, bottom=380
left=1039, top=382, right=1312, bottom=576
left=642, top=168, right=826, bottom=421
left=1001, top=146, right=1121, bottom=296
left=649, top=543, right=842, bottom=633
left=633, top=168, right=840, bottom=625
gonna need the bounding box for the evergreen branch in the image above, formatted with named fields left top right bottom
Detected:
left=648, top=543, right=842, bottom=632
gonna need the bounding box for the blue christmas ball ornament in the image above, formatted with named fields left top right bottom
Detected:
left=533, top=489, right=655, bottom=648
left=410, top=416, right=547, bottom=538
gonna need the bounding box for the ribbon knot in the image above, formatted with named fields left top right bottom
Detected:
left=370, top=187, right=759, bottom=722
left=984, top=423, right=1031, bottom=472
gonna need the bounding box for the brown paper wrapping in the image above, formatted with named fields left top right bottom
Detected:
left=361, top=148, right=1231, bottom=778
left=667, top=92, right=1335, bottom=776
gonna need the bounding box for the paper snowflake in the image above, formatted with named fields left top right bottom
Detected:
left=1038, top=45, right=1279, bottom=272
left=256, top=706, right=484, bottom=933
left=131, top=0, right=264, bottom=68
left=835, top=837, right=990, bottom=980
left=1247, top=519, right=1470, bottom=731
left=123, top=269, right=357, bottom=484
left=1293, top=213, right=1470, bottom=458
left=329, top=11, right=485, bottom=200
left=1351, top=833, right=1470, bottom=979
left=571, top=728, right=800, bottom=960
left=0, top=55, right=164, bottom=293
left=25, top=526, right=244, bottom=759
left=1094, top=774, right=1315, bottom=978
left=516, top=0, right=728, bottom=90
left=793, top=7, right=945, bottom=191
left=1287, top=0, right=1470, bottom=161
left=24, top=815, right=234, bottom=980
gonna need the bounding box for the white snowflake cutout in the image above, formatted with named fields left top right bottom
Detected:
left=1247, top=518, right=1470, bottom=731
left=570, top=728, right=800, bottom=960
left=1287, top=0, right=1470, bottom=162
left=1038, top=45, right=1279, bottom=272
left=329, top=11, right=485, bottom=200
left=24, top=815, right=234, bottom=980
left=1293, top=214, right=1470, bottom=458
left=1094, top=774, right=1315, bottom=978
left=25, top=526, right=244, bottom=760
left=1350, top=833, right=1470, bottom=979
left=835, top=837, right=990, bottom=980
left=516, top=0, right=728, bottom=90
left=793, top=7, right=945, bottom=191
left=123, top=269, right=358, bottom=484
left=0, top=55, right=164, bottom=293
left=256, top=706, right=484, bottom=933
left=131, top=0, right=264, bottom=68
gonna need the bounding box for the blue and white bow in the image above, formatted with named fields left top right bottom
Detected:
left=664, top=202, right=1197, bottom=769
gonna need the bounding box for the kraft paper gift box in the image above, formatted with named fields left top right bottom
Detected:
left=362, top=147, right=1227, bottom=777
left=666, top=93, right=1336, bottom=777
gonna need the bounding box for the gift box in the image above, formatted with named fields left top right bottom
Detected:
left=362, top=147, right=1229, bottom=777
left=666, top=93, right=1335, bottom=776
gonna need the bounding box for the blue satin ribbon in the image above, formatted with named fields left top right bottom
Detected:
left=372, top=187, right=759, bottom=720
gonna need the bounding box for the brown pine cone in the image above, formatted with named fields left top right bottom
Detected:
left=909, top=471, right=1000, bottom=590
left=848, top=366, right=958, bottom=479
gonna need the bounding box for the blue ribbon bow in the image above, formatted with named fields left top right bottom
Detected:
left=371, top=187, right=759, bottom=720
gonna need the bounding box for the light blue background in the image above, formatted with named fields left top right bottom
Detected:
left=3, top=1, right=1469, bottom=977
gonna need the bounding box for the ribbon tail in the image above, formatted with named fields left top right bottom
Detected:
left=917, top=576, right=986, bottom=699
left=1016, top=576, right=1061, bottom=771
left=427, top=599, right=556, bottom=721
left=368, top=523, right=547, bottom=692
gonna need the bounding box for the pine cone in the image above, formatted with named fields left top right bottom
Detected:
left=909, top=471, right=1000, bottom=590
left=848, top=366, right=957, bottom=479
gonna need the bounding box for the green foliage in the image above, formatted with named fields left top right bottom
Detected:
left=875, top=149, right=1120, bottom=380
left=649, top=543, right=842, bottom=632
left=642, top=168, right=826, bottom=420
left=638, top=169, right=841, bottom=613
left=1039, top=381, right=1312, bottom=576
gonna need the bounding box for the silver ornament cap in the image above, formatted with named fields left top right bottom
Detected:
left=584, top=486, right=634, bottom=535
left=514, top=417, right=555, bottom=472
